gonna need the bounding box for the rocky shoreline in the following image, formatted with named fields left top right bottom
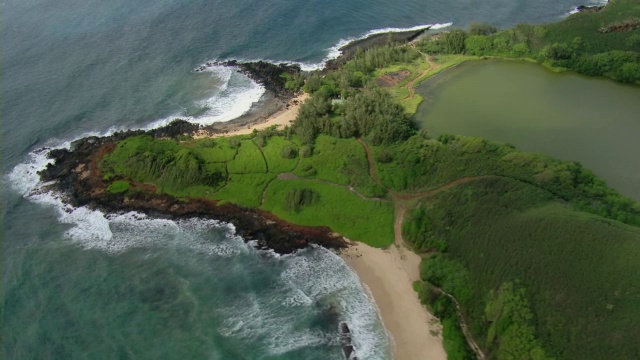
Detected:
left=38, top=121, right=348, bottom=255
left=325, top=27, right=431, bottom=70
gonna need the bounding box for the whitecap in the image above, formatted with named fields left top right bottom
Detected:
left=280, top=246, right=392, bottom=359
left=6, top=139, right=249, bottom=255
left=145, top=65, right=266, bottom=128
left=565, top=0, right=609, bottom=17
left=199, top=22, right=453, bottom=72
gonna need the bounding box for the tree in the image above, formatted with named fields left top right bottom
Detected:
left=465, top=35, right=493, bottom=56
left=469, top=23, right=497, bottom=36
left=512, top=43, right=530, bottom=56
left=543, top=43, right=572, bottom=60
left=615, top=62, right=640, bottom=83
left=442, top=29, right=467, bottom=54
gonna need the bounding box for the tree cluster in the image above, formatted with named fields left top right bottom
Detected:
left=303, top=44, right=421, bottom=99
left=418, top=22, right=640, bottom=83
left=291, top=88, right=417, bottom=146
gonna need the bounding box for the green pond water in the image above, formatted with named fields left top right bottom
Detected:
left=415, top=60, right=640, bottom=201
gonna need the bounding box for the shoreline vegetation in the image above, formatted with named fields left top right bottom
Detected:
left=38, top=1, right=640, bottom=359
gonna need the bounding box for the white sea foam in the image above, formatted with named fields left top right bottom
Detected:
left=279, top=246, right=391, bottom=359
left=314, top=22, right=453, bottom=71
left=211, top=246, right=390, bottom=358
left=6, top=139, right=248, bottom=255
left=8, top=139, right=389, bottom=358
left=203, top=22, right=453, bottom=72
left=565, top=0, right=609, bottom=17
left=146, top=65, right=266, bottom=128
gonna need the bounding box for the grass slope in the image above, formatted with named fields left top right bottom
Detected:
left=261, top=136, right=299, bottom=173
left=406, top=177, right=640, bottom=359
left=227, top=140, right=267, bottom=174
left=294, top=135, right=386, bottom=198
left=262, top=179, right=395, bottom=247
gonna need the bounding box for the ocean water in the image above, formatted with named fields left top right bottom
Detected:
left=2, top=0, right=601, bottom=358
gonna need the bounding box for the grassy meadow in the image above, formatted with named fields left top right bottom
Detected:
left=262, top=179, right=395, bottom=247
left=100, top=131, right=394, bottom=247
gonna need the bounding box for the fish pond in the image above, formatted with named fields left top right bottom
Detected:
left=415, top=60, right=640, bottom=200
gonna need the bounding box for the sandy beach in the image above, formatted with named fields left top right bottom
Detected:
left=341, top=242, right=446, bottom=360
left=195, top=92, right=309, bottom=138
left=194, top=87, right=446, bottom=358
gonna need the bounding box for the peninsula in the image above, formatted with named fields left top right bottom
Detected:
left=40, top=1, right=640, bottom=359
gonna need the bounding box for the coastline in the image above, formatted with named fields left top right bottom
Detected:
left=37, top=34, right=456, bottom=357
left=341, top=242, right=446, bottom=360
left=195, top=92, right=309, bottom=138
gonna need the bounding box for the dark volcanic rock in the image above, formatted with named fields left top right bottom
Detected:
left=197, top=60, right=301, bottom=99
left=234, top=61, right=301, bottom=98
left=342, top=345, right=355, bottom=359
left=576, top=4, right=605, bottom=13
left=38, top=123, right=348, bottom=255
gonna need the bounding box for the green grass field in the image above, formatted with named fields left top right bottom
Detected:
left=227, top=140, right=267, bottom=174
left=213, top=174, right=276, bottom=207
left=188, top=137, right=239, bottom=163
left=100, top=133, right=393, bottom=247
left=260, top=136, right=299, bottom=173
left=294, top=135, right=386, bottom=198
left=262, top=179, right=395, bottom=247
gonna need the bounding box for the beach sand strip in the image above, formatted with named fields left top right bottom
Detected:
left=341, top=242, right=446, bottom=360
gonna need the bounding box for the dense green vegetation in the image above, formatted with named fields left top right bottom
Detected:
left=106, top=180, right=130, bottom=194
left=292, top=135, right=386, bottom=198
left=404, top=177, right=640, bottom=359
left=101, top=135, right=225, bottom=196
left=377, top=134, right=640, bottom=226
left=291, top=88, right=417, bottom=145
left=100, top=129, right=394, bottom=247
left=304, top=43, right=422, bottom=99
left=98, top=4, right=640, bottom=357
left=419, top=0, right=640, bottom=83
left=414, top=280, right=475, bottom=360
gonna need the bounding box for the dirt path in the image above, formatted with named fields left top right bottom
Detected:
left=276, top=172, right=390, bottom=202
left=356, top=137, right=384, bottom=187
left=433, top=286, right=486, bottom=360
left=357, top=137, right=488, bottom=360
left=403, top=48, right=440, bottom=100
left=394, top=176, right=494, bottom=200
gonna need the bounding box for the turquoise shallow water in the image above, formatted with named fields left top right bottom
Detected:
left=2, top=0, right=600, bottom=358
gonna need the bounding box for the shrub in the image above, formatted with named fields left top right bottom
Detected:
left=465, top=35, right=493, bottom=56
left=442, top=29, right=467, bottom=54
left=199, top=139, right=216, bottom=148
left=107, top=180, right=130, bottom=194
left=469, top=23, right=498, bottom=36
left=300, top=145, right=314, bottom=158
left=284, top=188, right=319, bottom=212
left=280, top=145, right=297, bottom=159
